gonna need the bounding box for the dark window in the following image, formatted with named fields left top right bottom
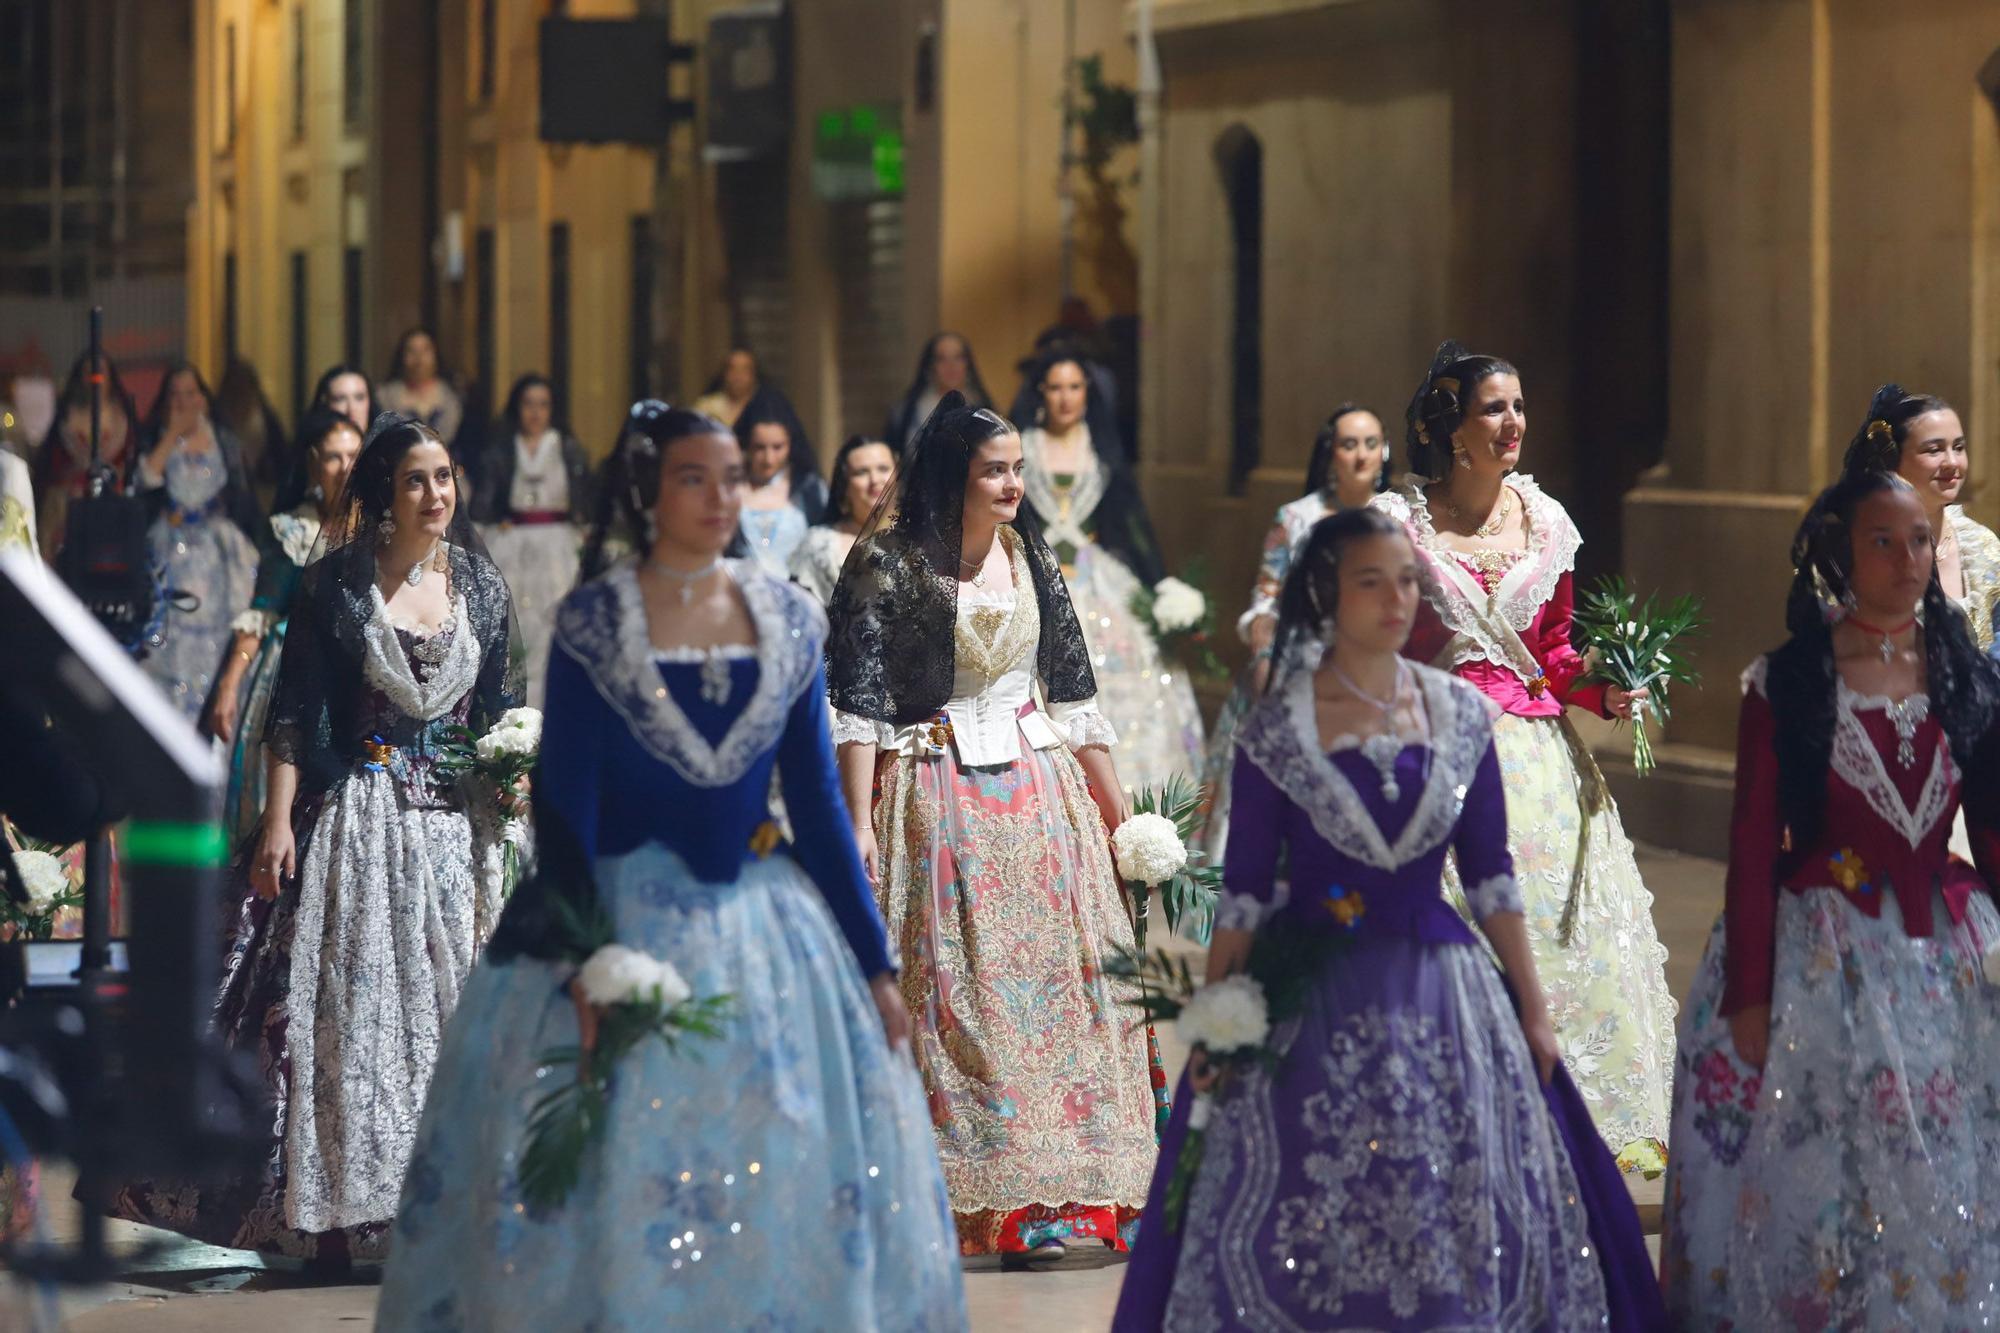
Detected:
left=342, top=0, right=365, bottom=129
left=223, top=251, right=238, bottom=363
left=1215, top=127, right=1263, bottom=495
left=548, top=222, right=571, bottom=420
left=291, top=7, right=307, bottom=142
left=478, top=0, right=498, bottom=102
left=343, top=245, right=363, bottom=367
left=474, top=226, right=495, bottom=421
left=629, top=214, right=653, bottom=403
left=290, top=251, right=309, bottom=422
left=224, top=21, right=238, bottom=148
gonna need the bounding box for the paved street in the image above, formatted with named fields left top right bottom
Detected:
left=10, top=843, right=1719, bottom=1332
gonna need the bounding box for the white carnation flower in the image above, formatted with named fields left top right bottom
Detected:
left=1178, top=975, right=1269, bottom=1055
left=1984, top=941, right=2000, bottom=988
left=576, top=944, right=691, bottom=1008
left=1111, top=811, right=1187, bottom=887
left=1151, top=577, right=1207, bottom=634
left=10, top=850, right=68, bottom=912
left=496, top=707, right=543, bottom=746
left=475, top=727, right=536, bottom=763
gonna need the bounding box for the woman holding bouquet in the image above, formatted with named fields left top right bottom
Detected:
left=1662, top=470, right=2000, bottom=1328
left=828, top=392, right=1159, bottom=1263
left=1371, top=341, right=1675, bottom=1170
left=1016, top=350, right=1204, bottom=795
left=378, top=402, right=963, bottom=1330
left=107, top=414, right=523, bottom=1267
left=1115, top=507, right=1657, bottom=1330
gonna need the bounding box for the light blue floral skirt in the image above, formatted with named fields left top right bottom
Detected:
left=376, top=843, right=967, bottom=1332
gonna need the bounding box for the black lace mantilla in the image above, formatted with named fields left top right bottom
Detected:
left=826, top=523, right=1095, bottom=728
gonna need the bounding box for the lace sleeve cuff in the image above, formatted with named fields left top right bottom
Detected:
left=1047, top=698, right=1118, bottom=751
left=1214, top=891, right=1269, bottom=932
left=230, top=608, right=277, bottom=638
left=1464, top=873, right=1524, bottom=919
left=831, top=708, right=896, bottom=748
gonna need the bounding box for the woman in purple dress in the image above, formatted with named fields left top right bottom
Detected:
left=1114, top=507, right=1660, bottom=1331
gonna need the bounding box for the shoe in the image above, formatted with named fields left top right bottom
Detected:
left=1000, top=1239, right=1067, bottom=1271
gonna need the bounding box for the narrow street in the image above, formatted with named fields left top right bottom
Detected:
left=18, top=844, right=1720, bottom=1332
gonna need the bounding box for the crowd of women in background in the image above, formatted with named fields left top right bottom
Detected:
left=7, top=316, right=2000, bottom=1331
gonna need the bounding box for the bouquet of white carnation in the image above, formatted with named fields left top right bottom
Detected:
left=1108, top=888, right=1365, bottom=1233
left=519, top=902, right=732, bottom=1212
left=1113, top=776, right=1222, bottom=947
left=5, top=843, right=82, bottom=940
left=439, top=707, right=544, bottom=898
left=1130, top=563, right=1229, bottom=683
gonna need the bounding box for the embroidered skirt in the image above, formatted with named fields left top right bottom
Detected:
left=479, top=521, right=582, bottom=707
left=874, top=741, right=1158, bottom=1253
left=1663, top=887, right=2000, bottom=1329
left=1444, top=711, right=1676, bottom=1166
left=107, top=768, right=494, bottom=1257
left=377, top=844, right=966, bottom=1331
left=1116, top=937, right=1612, bottom=1331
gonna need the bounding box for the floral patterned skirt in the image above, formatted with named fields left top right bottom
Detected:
left=1662, top=888, right=2000, bottom=1330
left=1064, top=543, right=1206, bottom=798
left=1444, top=711, right=1676, bottom=1167
left=142, top=510, right=257, bottom=723
left=874, top=742, right=1158, bottom=1253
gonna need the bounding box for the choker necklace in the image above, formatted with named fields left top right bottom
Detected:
left=1848, top=614, right=1918, bottom=664
left=648, top=556, right=724, bottom=605
left=1326, top=657, right=1413, bottom=801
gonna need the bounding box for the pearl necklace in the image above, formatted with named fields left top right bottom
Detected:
left=1326, top=657, right=1415, bottom=802
left=647, top=556, right=724, bottom=605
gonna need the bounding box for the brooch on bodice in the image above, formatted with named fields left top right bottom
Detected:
left=925, top=712, right=954, bottom=751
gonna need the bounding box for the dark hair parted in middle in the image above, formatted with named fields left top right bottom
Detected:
left=579, top=400, right=733, bottom=579
left=1403, top=340, right=1520, bottom=480
left=1303, top=402, right=1390, bottom=497
left=1763, top=469, right=2000, bottom=850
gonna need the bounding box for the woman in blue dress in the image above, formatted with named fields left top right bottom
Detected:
left=1115, top=507, right=1660, bottom=1331
left=377, top=402, right=965, bottom=1331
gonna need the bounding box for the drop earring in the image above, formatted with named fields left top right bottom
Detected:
left=377, top=515, right=397, bottom=544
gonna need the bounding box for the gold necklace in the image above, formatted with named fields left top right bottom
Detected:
left=1443, top=486, right=1511, bottom=537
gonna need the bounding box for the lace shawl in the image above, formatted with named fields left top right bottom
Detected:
left=1372, top=474, right=1581, bottom=675
left=552, top=561, right=822, bottom=788
left=1234, top=662, right=1499, bottom=872
left=826, top=522, right=1095, bottom=728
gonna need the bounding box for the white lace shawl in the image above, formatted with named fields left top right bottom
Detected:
left=362, top=586, right=481, bottom=721
left=553, top=561, right=823, bottom=788
left=1020, top=426, right=1108, bottom=552
left=1371, top=474, right=1581, bottom=676
left=1235, top=662, right=1499, bottom=874
left=1741, top=655, right=1954, bottom=852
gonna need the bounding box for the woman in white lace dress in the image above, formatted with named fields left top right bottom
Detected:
left=108, top=413, right=522, bottom=1271
left=789, top=434, right=896, bottom=605
left=1016, top=351, right=1204, bottom=796
left=474, top=373, right=593, bottom=703
left=1372, top=341, right=1676, bottom=1171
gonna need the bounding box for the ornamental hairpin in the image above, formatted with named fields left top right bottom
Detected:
left=1866, top=419, right=1893, bottom=446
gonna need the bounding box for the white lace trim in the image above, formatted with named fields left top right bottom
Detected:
left=1214, top=890, right=1269, bottom=932
left=231, top=607, right=277, bottom=637
left=650, top=644, right=758, bottom=663
left=1740, top=654, right=1769, bottom=697
left=1828, top=681, right=1953, bottom=850
left=1048, top=699, right=1118, bottom=750
left=271, top=507, right=322, bottom=567
left=1021, top=426, right=1109, bottom=550
left=1236, top=663, right=1493, bottom=873
left=1373, top=475, right=1581, bottom=675
left=831, top=708, right=897, bottom=748
left=1463, top=872, right=1524, bottom=919
left=362, top=587, right=481, bottom=721
left=555, top=562, right=822, bottom=787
